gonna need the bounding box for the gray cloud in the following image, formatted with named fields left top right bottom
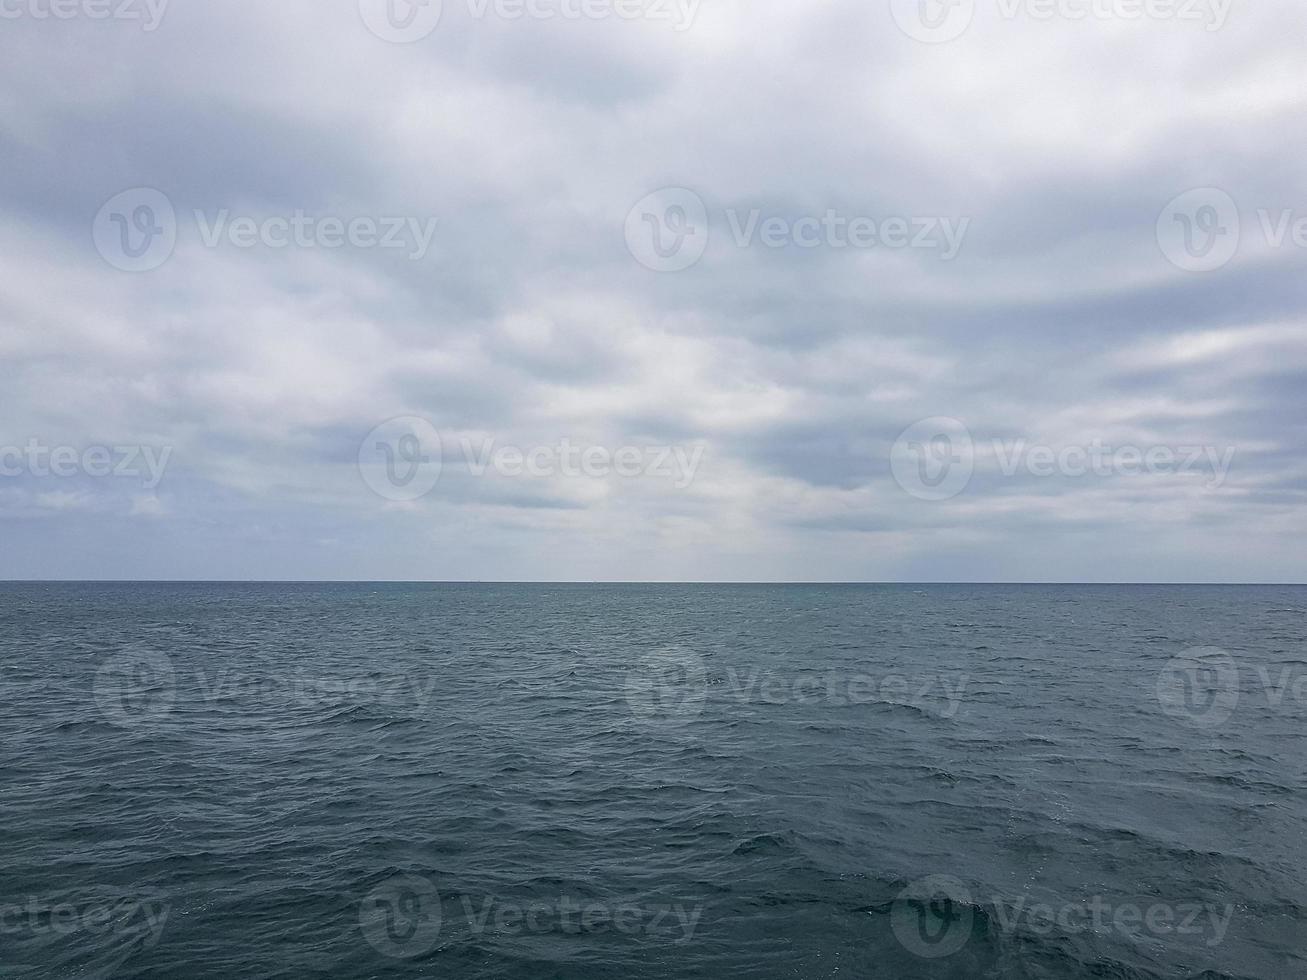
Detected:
left=1, top=0, right=1305, bottom=581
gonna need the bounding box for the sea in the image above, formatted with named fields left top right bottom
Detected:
left=1, top=582, right=1303, bottom=978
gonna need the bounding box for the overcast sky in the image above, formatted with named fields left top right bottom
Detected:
left=1, top=0, right=1305, bottom=581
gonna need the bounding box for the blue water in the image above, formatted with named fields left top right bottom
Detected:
left=1, top=583, right=1303, bottom=978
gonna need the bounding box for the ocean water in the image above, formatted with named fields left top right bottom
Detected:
left=1, top=583, right=1303, bottom=979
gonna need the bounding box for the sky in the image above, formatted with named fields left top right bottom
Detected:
left=1, top=0, right=1305, bottom=582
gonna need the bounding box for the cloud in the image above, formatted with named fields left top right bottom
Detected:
left=0, top=0, right=1305, bottom=580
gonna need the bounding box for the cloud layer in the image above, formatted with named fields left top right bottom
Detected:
left=2, top=0, right=1305, bottom=581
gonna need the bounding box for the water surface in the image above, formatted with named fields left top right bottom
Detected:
left=1, top=583, right=1303, bottom=977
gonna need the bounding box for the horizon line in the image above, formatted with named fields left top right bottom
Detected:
left=3, top=580, right=1305, bottom=587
